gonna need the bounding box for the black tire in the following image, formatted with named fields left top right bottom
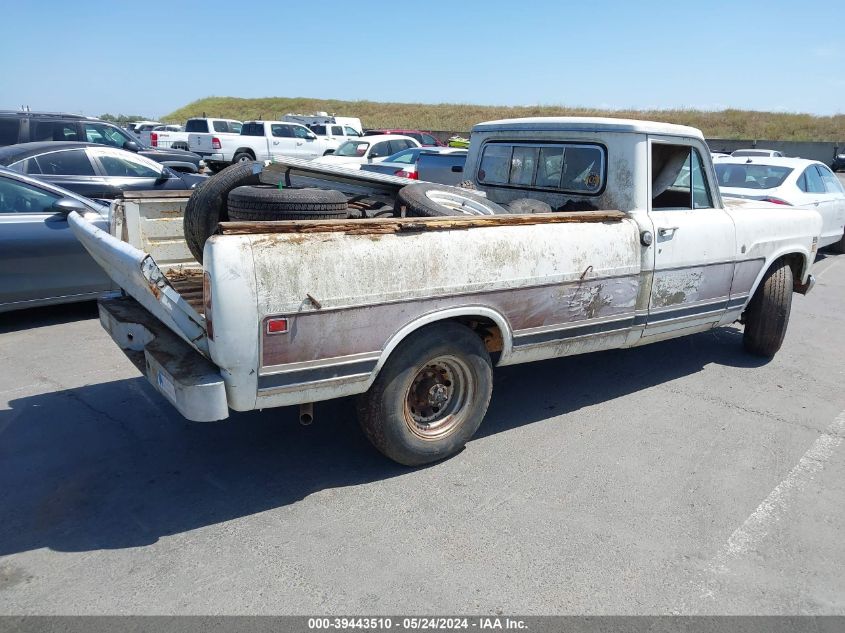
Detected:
left=227, top=186, right=348, bottom=220
left=508, top=198, right=553, bottom=214
left=232, top=151, right=255, bottom=164
left=830, top=234, right=845, bottom=254
left=743, top=259, right=793, bottom=357
left=398, top=182, right=509, bottom=217
left=357, top=322, right=493, bottom=466
left=183, top=160, right=263, bottom=263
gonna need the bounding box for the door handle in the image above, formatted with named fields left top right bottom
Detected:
left=272, top=141, right=279, bottom=145
left=296, top=142, right=303, bottom=146
left=658, top=226, right=679, bottom=236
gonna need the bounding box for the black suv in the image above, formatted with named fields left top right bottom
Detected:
left=0, top=111, right=203, bottom=173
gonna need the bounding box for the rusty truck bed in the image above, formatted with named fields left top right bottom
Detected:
left=163, top=268, right=204, bottom=314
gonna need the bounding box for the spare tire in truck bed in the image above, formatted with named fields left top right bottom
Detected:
left=398, top=182, right=510, bottom=217
left=226, top=186, right=349, bottom=221
left=183, top=161, right=262, bottom=263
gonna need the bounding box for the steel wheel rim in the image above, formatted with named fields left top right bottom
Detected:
left=404, top=355, right=473, bottom=440
left=424, top=189, right=493, bottom=215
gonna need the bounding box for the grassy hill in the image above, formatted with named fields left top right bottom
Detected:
left=164, top=96, right=845, bottom=141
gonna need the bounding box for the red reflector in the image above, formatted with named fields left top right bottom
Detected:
left=150, top=132, right=158, bottom=147
left=762, top=197, right=791, bottom=205
left=394, top=169, right=418, bottom=179
left=266, top=318, right=289, bottom=334
left=211, top=137, right=222, bottom=150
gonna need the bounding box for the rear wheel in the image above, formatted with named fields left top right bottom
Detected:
left=356, top=322, right=493, bottom=466
left=743, top=259, right=793, bottom=357
left=233, top=152, right=254, bottom=164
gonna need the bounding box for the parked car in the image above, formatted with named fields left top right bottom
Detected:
left=0, top=142, right=206, bottom=200
left=282, top=113, right=363, bottom=135
left=143, top=118, right=242, bottom=152
left=361, top=147, right=466, bottom=180
left=832, top=150, right=845, bottom=172
left=0, top=111, right=204, bottom=173
left=188, top=120, right=331, bottom=171
left=0, top=167, right=113, bottom=312
left=125, top=120, right=161, bottom=134
left=133, top=121, right=163, bottom=135
left=69, top=117, right=821, bottom=466
left=731, top=149, right=784, bottom=158
left=715, top=156, right=845, bottom=250
left=312, top=135, right=420, bottom=168
left=364, top=129, right=444, bottom=146
left=305, top=123, right=363, bottom=148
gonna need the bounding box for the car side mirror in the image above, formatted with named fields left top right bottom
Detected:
left=123, top=140, right=141, bottom=152
left=52, top=197, right=88, bottom=215
left=156, top=168, right=172, bottom=182
left=306, top=133, right=317, bottom=140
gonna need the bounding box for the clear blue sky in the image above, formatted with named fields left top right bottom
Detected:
left=1, top=0, right=843, bottom=118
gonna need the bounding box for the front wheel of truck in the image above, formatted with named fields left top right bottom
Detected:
left=743, top=259, right=793, bottom=358
left=357, top=322, right=493, bottom=466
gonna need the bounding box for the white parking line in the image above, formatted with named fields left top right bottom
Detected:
left=708, top=410, right=845, bottom=575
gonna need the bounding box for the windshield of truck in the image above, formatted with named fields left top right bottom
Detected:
left=335, top=141, right=369, bottom=157
left=185, top=120, right=210, bottom=133
left=715, top=163, right=793, bottom=189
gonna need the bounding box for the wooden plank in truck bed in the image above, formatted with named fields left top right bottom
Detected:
left=218, top=210, right=627, bottom=236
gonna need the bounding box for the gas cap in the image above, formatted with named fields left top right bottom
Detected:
left=641, top=230, right=653, bottom=246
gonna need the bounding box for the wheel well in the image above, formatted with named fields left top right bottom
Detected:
left=451, top=316, right=503, bottom=355
left=235, top=148, right=256, bottom=158
left=778, top=253, right=807, bottom=291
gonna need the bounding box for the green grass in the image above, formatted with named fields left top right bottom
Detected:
left=164, top=96, right=845, bottom=141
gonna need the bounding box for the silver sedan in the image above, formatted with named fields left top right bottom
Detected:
left=0, top=168, right=113, bottom=312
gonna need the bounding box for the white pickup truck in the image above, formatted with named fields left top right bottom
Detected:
left=189, top=120, right=333, bottom=172
left=69, top=117, right=822, bottom=466
left=140, top=118, right=242, bottom=152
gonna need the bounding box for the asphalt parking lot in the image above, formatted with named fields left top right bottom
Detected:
left=2, top=204, right=845, bottom=614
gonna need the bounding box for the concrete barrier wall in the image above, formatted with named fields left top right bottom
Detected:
left=705, top=139, right=842, bottom=163
left=427, top=131, right=843, bottom=165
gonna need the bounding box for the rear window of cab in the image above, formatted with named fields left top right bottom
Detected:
left=478, top=142, right=606, bottom=195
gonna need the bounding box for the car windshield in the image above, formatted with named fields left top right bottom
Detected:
left=335, top=141, right=369, bottom=157
left=715, top=163, right=793, bottom=190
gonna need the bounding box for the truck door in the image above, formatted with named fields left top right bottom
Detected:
left=269, top=123, right=297, bottom=161
left=292, top=124, right=321, bottom=158
left=643, top=138, right=737, bottom=339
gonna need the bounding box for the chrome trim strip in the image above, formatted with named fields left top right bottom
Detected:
left=257, top=359, right=378, bottom=391
left=260, top=351, right=381, bottom=376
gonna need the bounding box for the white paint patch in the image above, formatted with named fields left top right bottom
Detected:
left=709, top=410, right=845, bottom=575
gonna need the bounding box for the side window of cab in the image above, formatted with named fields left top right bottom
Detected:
left=651, top=144, right=713, bottom=210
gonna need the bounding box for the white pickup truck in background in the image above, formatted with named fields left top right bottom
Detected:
left=189, top=120, right=334, bottom=171
left=69, top=117, right=822, bottom=466
left=140, top=117, right=242, bottom=152
left=282, top=113, right=363, bottom=135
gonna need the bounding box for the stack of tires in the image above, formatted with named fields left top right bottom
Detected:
left=183, top=161, right=528, bottom=263
left=183, top=161, right=350, bottom=263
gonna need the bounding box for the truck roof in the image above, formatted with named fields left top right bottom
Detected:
left=472, top=117, right=704, bottom=138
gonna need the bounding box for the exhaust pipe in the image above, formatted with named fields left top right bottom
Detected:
left=299, top=402, right=314, bottom=425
